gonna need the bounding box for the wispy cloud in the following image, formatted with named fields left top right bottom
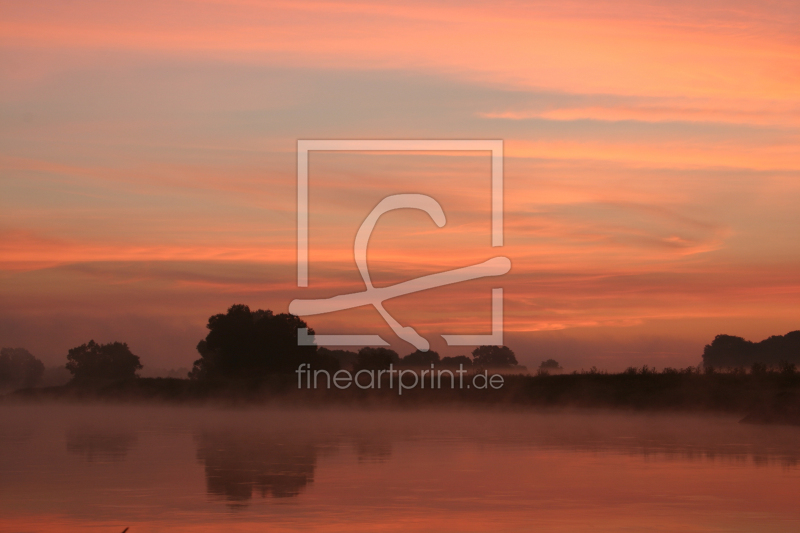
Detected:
left=2, top=0, right=799, bottom=367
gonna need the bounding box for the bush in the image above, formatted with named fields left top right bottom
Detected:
left=353, top=347, right=399, bottom=372
left=440, top=355, right=473, bottom=369
left=399, top=350, right=440, bottom=367
left=66, top=341, right=142, bottom=382
left=472, top=346, right=518, bottom=368
left=0, top=347, right=45, bottom=389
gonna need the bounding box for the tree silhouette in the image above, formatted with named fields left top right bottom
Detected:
left=471, top=345, right=518, bottom=368
left=440, top=355, right=473, bottom=369
left=0, top=347, right=45, bottom=389
left=399, top=349, right=440, bottom=367
left=317, top=348, right=358, bottom=370
left=703, top=331, right=800, bottom=368
left=702, top=334, right=753, bottom=368
left=539, top=359, right=563, bottom=371
left=190, top=304, right=338, bottom=380
left=66, top=341, right=142, bottom=382
left=353, top=347, right=399, bottom=372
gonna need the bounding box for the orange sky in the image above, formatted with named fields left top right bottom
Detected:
left=1, top=0, right=799, bottom=369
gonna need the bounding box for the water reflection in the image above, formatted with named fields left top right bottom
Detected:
left=634, top=446, right=799, bottom=469
left=1, top=406, right=799, bottom=531
left=66, top=427, right=137, bottom=462
left=353, top=437, right=392, bottom=463
left=195, top=432, right=319, bottom=505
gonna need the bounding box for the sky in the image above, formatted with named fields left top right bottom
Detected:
left=1, top=0, right=799, bottom=371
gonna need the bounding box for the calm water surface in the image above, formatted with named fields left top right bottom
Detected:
left=1, top=404, right=799, bottom=532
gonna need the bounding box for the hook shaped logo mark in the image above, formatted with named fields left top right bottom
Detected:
left=289, top=194, right=510, bottom=351
left=292, top=140, right=507, bottom=351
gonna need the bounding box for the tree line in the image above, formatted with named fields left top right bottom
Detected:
left=5, top=304, right=798, bottom=387
left=2, top=304, right=522, bottom=386
left=702, top=331, right=800, bottom=369
left=187, top=304, right=522, bottom=381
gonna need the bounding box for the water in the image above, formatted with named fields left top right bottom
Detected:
left=1, top=404, right=799, bottom=532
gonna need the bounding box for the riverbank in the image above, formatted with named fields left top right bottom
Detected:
left=5, top=369, right=800, bottom=425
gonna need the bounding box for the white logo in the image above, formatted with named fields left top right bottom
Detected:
left=290, top=140, right=508, bottom=351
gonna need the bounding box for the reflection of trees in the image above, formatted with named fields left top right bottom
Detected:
left=195, top=432, right=318, bottom=504
left=66, top=427, right=137, bottom=462
left=354, top=438, right=392, bottom=463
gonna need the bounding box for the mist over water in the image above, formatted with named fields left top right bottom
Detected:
left=1, top=404, right=799, bottom=532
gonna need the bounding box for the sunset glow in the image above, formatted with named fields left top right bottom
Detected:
left=2, top=0, right=799, bottom=370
